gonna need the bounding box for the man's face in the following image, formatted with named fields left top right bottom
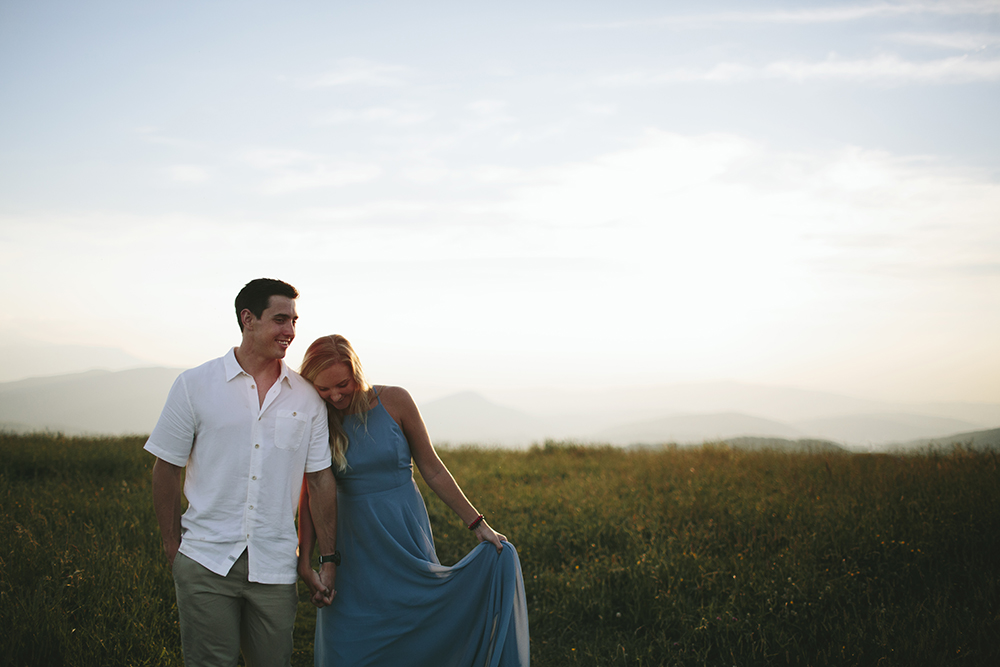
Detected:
left=244, top=295, right=297, bottom=359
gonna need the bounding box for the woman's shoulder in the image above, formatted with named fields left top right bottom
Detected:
left=373, top=385, right=418, bottom=423
left=375, top=385, right=414, bottom=406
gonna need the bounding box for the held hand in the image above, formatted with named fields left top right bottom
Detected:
left=299, top=562, right=336, bottom=608
left=317, top=564, right=337, bottom=607
left=474, top=522, right=507, bottom=553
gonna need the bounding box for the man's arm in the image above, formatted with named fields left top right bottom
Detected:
left=151, top=457, right=184, bottom=566
left=305, top=467, right=338, bottom=605
left=297, top=476, right=327, bottom=607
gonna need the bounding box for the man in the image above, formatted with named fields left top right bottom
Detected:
left=145, top=278, right=338, bottom=667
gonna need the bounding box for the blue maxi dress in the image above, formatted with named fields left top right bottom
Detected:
left=314, top=394, right=530, bottom=666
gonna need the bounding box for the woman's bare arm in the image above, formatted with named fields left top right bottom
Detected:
left=381, top=385, right=507, bottom=552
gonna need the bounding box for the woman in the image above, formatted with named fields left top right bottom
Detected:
left=297, top=335, right=530, bottom=667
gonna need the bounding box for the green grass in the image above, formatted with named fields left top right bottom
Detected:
left=2, top=433, right=998, bottom=666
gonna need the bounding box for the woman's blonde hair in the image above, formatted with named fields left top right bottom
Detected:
left=299, top=335, right=373, bottom=471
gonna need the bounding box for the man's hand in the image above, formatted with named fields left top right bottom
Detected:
left=163, top=539, right=181, bottom=567
left=316, top=563, right=337, bottom=607
left=299, top=561, right=336, bottom=608
left=305, top=468, right=338, bottom=607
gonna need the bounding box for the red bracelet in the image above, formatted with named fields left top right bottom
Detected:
left=467, top=514, right=484, bottom=530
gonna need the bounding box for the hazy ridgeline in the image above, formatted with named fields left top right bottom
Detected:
left=1, top=435, right=998, bottom=666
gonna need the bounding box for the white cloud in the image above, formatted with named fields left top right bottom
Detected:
left=714, top=1, right=1000, bottom=23
left=317, top=105, right=434, bottom=126
left=496, top=130, right=1000, bottom=285
left=467, top=99, right=516, bottom=122
left=460, top=99, right=517, bottom=134
left=166, top=164, right=211, bottom=183
left=577, top=102, right=618, bottom=116
left=243, top=149, right=316, bottom=170
left=260, top=164, right=383, bottom=195
left=888, top=31, right=1000, bottom=50
left=400, top=165, right=454, bottom=184
left=299, top=201, right=430, bottom=222
left=764, top=53, right=1000, bottom=83
left=242, top=148, right=383, bottom=194
left=131, top=126, right=199, bottom=148
left=568, top=1, right=1000, bottom=30
left=300, top=58, right=409, bottom=88
left=471, top=165, right=527, bottom=184
left=599, top=54, right=1000, bottom=85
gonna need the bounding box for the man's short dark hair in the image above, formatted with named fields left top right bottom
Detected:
left=235, top=278, right=299, bottom=331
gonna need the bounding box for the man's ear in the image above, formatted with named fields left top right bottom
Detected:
left=240, top=308, right=256, bottom=330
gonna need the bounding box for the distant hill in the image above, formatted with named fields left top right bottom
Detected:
left=883, top=427, right=1000, bottom=453
left=596, top=412, right=803, bottom=445
left=790, top=413, right=983, bottom=446
left=0, top=343, right=156, bottom=383
left=0, top=368, right=181, bottom=435
left=722, top=437, right=847, bottom=453
left=626, top=437, right=847, bottom=453
left=496, top=382, right=1000, bottom=426
left=420, top=391, right=549, bottom=447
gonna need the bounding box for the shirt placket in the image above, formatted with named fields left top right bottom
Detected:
left=245, top=376, right=283, bottom=555
left=245, top=375, right=265, bottom=549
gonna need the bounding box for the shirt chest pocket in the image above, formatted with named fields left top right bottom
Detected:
left=274, top=410, right=308, bottom=451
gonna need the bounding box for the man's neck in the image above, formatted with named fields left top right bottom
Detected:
left=234, top=344, right=283, bottom=381
left=235, top=345, right=283, bottom=408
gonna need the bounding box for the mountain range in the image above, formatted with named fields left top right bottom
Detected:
left=0, top=368, right=183, bottom=435
left=2, top=367, right=998, bottom=452
left=0, top=343, right=156, bottom=383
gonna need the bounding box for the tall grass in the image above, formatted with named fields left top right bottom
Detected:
left=0, top=433, right=180, bottom=666
left=2, top=434, right=998, bottom=666
left=422, top=443, right=1000, bottom=665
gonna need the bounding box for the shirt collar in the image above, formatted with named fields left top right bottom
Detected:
left=277, top=359, right=292, bottom=387
left=224, top=347, right=292, bottom=386
left=223, top=347, right=245, bottom=382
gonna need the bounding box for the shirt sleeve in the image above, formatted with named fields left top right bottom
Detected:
left=144, top=373, right=196, bottom=467
left=304, top=405, right=332, bottom=473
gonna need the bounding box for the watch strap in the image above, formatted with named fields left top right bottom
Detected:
left=318, top=551, right=341, bottom=566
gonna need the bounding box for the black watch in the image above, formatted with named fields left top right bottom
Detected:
left=318, top=551, right=341, bottom=566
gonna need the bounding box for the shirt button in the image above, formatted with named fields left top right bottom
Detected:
left=255, top=444, right=260, bottom=449
left=252, top=476, right=257, bottom=480
left=249, top=505, right=254, bottom=510
left=292, top=411, right=297, bottom=416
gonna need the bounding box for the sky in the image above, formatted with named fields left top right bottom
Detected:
left=1, top=0, right=999, bottom=407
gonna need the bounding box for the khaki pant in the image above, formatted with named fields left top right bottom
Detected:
left=172, top=550, right=298, bottom=667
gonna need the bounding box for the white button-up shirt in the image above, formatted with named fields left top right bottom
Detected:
left=145, top=348, right=331, bottom=584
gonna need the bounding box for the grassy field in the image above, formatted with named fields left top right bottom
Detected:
left=1, top=433, right=998, bottom=666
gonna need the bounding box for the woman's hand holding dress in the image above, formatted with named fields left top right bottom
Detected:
left=473, top=521, right=507, bottom=553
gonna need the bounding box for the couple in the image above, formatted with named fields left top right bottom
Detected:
left=145, top=278, right=529, bottom=667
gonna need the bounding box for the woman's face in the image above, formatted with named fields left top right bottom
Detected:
left=312, top=362, right=357, bottom=411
